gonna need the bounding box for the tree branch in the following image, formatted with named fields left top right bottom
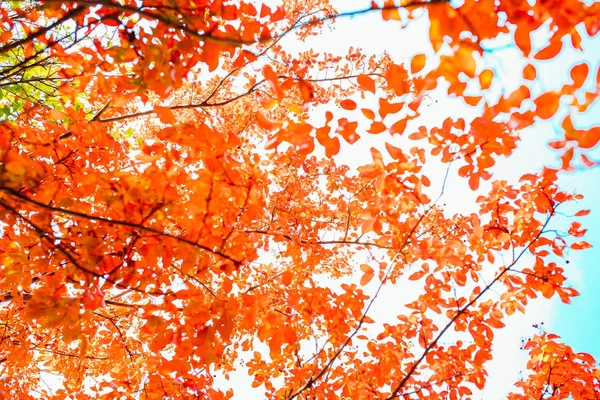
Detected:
left=385, top=214, right=554, bottom=399
left=0, top=187, right=241, bottom=265
left=0, top=7, right=87, bottom=56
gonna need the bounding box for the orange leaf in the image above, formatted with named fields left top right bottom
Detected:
left=154, top=106, right=176, bottom=124
left=560, top=147, right=575, bottom=172
left=337, top=119, right=360, bottom=144
left=316, top=126, right=340, bottom=157
left=283, top=326, right=297, bottom=344
left=256, top=112, right=279, bottom=129
left=281, top=270, right=293, bottom=286
left=411, top=54, right=426, bottom=74
left=503, top=85, right=531, bottom=110
left=571, top=241, right=592, bottom=250
left=408, top=271, right=425, bottom=281
left=361, top=108, right=376, bottom=120
left=379, top=98, right=404, bottom=119
left=49, top=109, right=68, bottom=120
left=367, top=121, right=387, bottom=134
left=357, top=74, right=376, bottom=93
left=389, top=118, right=407, bottom=135
left=522, top=64, right=537, bottom=80
left=514, top=26, right=532, bottom=56
left=464, top=96, right=482, bottom=106
left=382, top=7, right=400, bottom=21
left=534, top=37, right=563, bottom=60
left=456, top=47, right=476, bottom=78
left=201, top=41, right=223, bottom=72
left=575, top=210, right=590, bottom=217
left=468, top=174, right=480, bottom=191
left=479, top=69, right=493, bottom=90
left=385, top=64, right=410, bottom=96
left=385, top=142, right=404, bottom=160
left=487, top=317, right=505, bottom=329
left=340, top=99, right=357, bottom=110
left=581, top=153, right=598, bottom=167
left=263, top=65, right=281, bottom=98
left=360, top=264, right=375, bottom=286
left=409, top=126, right=428, bottom=140
left=575, top=127, right=600, bottom=149
left=548, top=140, right=566, bottom=149
left=323, top=136, right=340, bottom=157
left=578, top=352, right=596, bottom=364
left=570, top=62, right=589, bottom=87
left=534, top=92, right=561, bottom=120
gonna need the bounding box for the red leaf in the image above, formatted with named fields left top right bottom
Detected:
left=270, top=6, right=286, bottom=22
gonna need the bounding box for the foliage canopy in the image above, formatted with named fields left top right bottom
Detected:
left=0, top=0, right=599, bottom=398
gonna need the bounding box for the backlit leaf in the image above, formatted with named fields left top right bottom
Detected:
left=411, top=54, right=426, bottom=74
left=340, top=99, right=357, bottom=110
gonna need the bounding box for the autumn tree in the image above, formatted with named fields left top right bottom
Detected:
left=0, top=0, right=599, bottom=399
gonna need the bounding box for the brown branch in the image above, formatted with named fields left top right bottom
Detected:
left=0, top=199, right=168, bottom=297
left=245, top=229, right=392, bottom=250
left=59, top=99, right=112, bottom=139
left=286, top=205, right=434, bottom=400
left=50, top=0, right=448, bottom=47
left=96, top=71, right=384, bottom=123
left=33, top=347, right=108, bottom=361
left=92, top=311, right=135, bottom=362
left=0, top=7, right=87, bottom=55
left=1, top=291, right=137, bottom=308
left=0, top=187, right=241, bottom=265
left=385, top=214, right=553, bottom=399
